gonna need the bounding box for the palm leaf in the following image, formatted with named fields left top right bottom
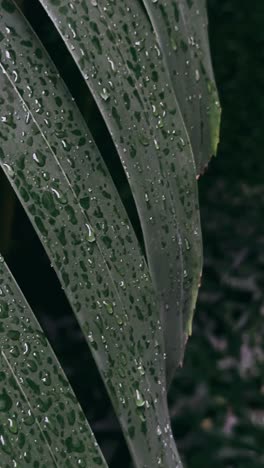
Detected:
left=0, top=255, right=107, bottom=468
left=141, top=0, right=221, bottom=175
left=0, top=2, right=181, bottom=466
left=39, top=0, right=203, bottom=379
left=139, top=0, right=221, bottom=367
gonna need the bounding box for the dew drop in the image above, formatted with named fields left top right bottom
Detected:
left=40, top=370, right=51, bottom=386
left=61, top=139, right=72, bottom=152
left=85, top=223, right=96, bottom=243
left=51, top=188, right=68, bottom=205
left=100, top=88, right=110, bottom=101
left=87, top=332, right=95, bottom=343
left=138, top=133, right=150, bottom=146
left=170, top=34, right=178, bottom=51
left=23, top=409, right=35, bottom=426
left=7, top=417, right=18, bottom=434
left=137, top=364, right=145, bottom=376
left=3, top=163, right=15, bottom=178
left=32, top=150, right=46, bottom=167
left=0, top=301, right=9, bottom=319
left=0, top=389, right=12, bottom=412
left=184, top=238, right=190, bottom=250
left=135, top=389, right=145, bottom=407
left=115, top=314, right=123, bottom=326
left=79, top=196, right=90, bottom=210
left=103, top=300, right=113, bottom=315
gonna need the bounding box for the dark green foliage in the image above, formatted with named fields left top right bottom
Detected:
left=0, top=0, right=220, bottom=466
left=0, top=258, right=107, bottom=467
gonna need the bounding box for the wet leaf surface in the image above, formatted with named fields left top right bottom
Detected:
left=141, top=0, right=221, bottom=175
left=39, top=0, right=208, bottom=383
left=0, top=2, right=182, bottom=466
left=0, top=257, right=107, bottom=468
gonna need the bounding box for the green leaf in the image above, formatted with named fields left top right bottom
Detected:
left=0, top=2, right=182, bottom=466
left=0, top=254, right=107, bottom=468
left=39, top=0, right=203, bottom=380
left=141, top=0, right=221, bottom=175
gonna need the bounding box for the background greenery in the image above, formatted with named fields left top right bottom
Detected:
left=0, top=0, right=263, bottom=466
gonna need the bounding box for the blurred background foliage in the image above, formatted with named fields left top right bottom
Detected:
left=0, top=0, right=263, bottom=466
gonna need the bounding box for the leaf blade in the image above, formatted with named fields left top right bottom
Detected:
left=0, top=255, right=107, bottom=468
left=141, top=0, right=221, bottom=175
left=0, top=2, right=181, bottom=466
left=39, top=0, right=203, bottom=379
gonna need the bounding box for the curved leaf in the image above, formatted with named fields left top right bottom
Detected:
left=139, top=0, right=221, bottom=356
left=0, top=255, right=107, bottom=468
left=39, top=0, right=203, bottom=378
left=141, top=0, right=221, bottom=175
left=0, top=2, right=181, bottom=466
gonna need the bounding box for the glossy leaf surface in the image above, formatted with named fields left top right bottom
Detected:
left=0, top=2, right=181, bottom=466
left=39, top=0, right=203, bottom=378
left=140, top=0, right=220, bottom=359
left=142, top=0, right=221, bottom=175
left=0, top=255, right=107, bottom=468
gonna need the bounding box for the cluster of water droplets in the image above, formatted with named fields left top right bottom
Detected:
left=0, top=1, right=182, bottom=466
left=0, top=258, right=106, bottom=466
left=0, top=0, right=220, bottom=465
